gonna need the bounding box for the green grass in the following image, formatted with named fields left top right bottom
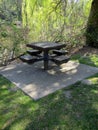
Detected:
left=0, top=54, right=98, bottom=130
left=71, top=54, right=98, bottom=67
left=0, top=75, right=98, bottom=130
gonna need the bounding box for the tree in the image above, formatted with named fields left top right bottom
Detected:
left=86, top=0, right=98, bottom=47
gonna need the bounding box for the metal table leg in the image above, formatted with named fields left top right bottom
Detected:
left=43, top=51, right=49, bottom=70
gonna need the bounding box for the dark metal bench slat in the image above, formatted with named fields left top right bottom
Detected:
left=27, top=49, right=42, bottom=55
left=20, top=54, right=38, bottom=64
left=51, top=55, right=70, bottom=65
left=52, top=50, right=68, bottom=55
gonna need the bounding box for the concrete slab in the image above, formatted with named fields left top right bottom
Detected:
left=0, top=61, right=98, bottom=100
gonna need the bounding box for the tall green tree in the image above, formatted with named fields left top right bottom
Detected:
left=86, top=0, right=98, bottom=47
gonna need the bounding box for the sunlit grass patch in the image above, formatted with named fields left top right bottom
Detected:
left=86, top=73, right=98, bottom=84
left=89, top=77, right=98, bottom=84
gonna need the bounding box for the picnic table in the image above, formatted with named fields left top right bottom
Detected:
left=20, top=42, right=70, bottom=70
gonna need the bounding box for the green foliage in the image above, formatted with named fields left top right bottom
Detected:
left=22, top=0, right=92, bottom=43
left=0, top=22, right=29, bottom=65
left=1, top=31, right=7, bottom=37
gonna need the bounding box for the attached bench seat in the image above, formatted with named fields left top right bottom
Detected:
left=52, top=49, right=68, bottom=56
left=20, top=54, right=38, bottom=64
left=27, top=49, right=42, bottom=55
left=51, top=55, right=70, bottom=65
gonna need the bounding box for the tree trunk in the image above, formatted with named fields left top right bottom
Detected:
left=86, top=0, right=98, bottom=47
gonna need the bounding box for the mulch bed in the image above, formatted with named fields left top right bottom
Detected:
left=71, top=46, right=98, bottom=56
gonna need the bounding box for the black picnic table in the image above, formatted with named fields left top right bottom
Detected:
left=26, top=42, right=66, bottom=70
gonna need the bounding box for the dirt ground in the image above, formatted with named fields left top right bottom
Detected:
left=70, top=46, right=98, bottom=56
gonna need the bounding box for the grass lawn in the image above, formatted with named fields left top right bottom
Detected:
left=0, top=54, right=98, bottom=130
left=71, top=54, right=98, bottom=67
